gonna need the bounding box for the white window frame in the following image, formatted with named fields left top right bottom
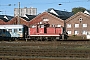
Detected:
left=67, top=31, right=71, bottom=34
left=83, top=24, right=87, bottom=27
left=67, top=24, right=71, bottom=28
left=75, top=24, right=79, bottom=28
left=82, top=31, right=87, bottom=35
left=57, top=24, right=61, bottom=27
left=74, top=30, right=79, bottom=35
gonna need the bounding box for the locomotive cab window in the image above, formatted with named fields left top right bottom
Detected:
left=40, top=25, right=44, bottom=28
left=52, top=24, right=55, bottom=27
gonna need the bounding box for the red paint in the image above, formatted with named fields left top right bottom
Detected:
left=55, top=27, right=62, bottom=34
left=47, top=27, right=55, bottom=34
left=29, top=28, right=37, bottom=35
left=38, top=28, right=44, bottom=34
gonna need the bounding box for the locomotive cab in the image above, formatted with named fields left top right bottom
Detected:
left=36, top=23, right=50, bottom=34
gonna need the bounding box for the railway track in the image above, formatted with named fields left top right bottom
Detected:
left=0, top=41, right=89, bottom=60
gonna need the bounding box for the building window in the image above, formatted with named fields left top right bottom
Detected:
left=67, top=24, right=71, bottom=28
left=57, top=24, right=61, bottom=27
left=87, top=31, right=90, bottom=35
left=83, top=24, right=87, bottom=27
left=82, top=31, right=87, bottom=35
left=74, top=30, right=79, bottom=35
left=75, top=24, right=79, bottom=28
left=67, top=31, right=71, bottom=34
left=43, top=18, right=49, bottom=21
left=52, top=24, right=55, bottom=27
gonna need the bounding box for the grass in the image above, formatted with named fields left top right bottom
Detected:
left=67, top=35, right=87, bottom=40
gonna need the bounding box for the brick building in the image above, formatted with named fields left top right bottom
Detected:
left=66, top=12, right=90, bottom=36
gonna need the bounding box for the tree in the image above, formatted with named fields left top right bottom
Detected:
left=72, top=7, right=86, bottom=14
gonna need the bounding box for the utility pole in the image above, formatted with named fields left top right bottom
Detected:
left=58, top=4, right=66, bottom=40
left=18, top=2, right=20, bottom=25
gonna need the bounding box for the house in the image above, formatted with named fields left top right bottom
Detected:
left=66, top=12, right=90, bottom=37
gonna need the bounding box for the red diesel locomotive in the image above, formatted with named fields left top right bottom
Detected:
left=28, top=24, right=64, bottom=41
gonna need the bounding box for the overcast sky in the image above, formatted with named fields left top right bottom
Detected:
left=0, top=0, right=90, bottom=16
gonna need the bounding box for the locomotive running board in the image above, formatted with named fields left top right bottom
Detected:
left=29, top=35, right=60, bottom=36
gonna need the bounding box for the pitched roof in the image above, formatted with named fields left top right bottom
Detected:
left=66, top=12, right=90, bottom=22
left=0, top=18, right=8, bottom=22
left=47, top=8, right=74, bottom=20
left=21, top=14, right=36, bottom=21
left=84, top=10, right=90, bottom=15
left=0, top=15, right=14, bottom=22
